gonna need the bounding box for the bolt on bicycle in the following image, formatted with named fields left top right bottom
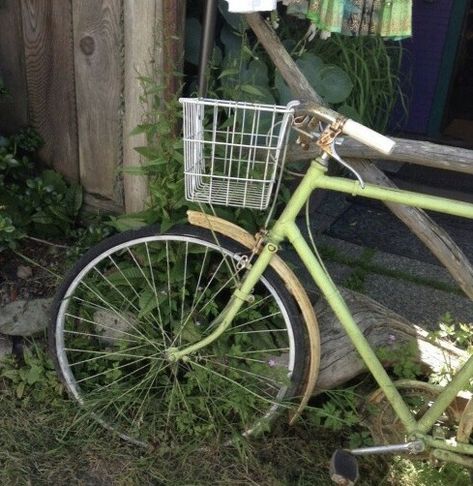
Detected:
left=50, top=96, right=473, bottom=481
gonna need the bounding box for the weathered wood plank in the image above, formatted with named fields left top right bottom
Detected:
left=20, top=0, right=78, bottom=181
left=73, top=0, right=122, bottom=204
left=0, top=0, right=28, bottom=133
left=162, top=0, right=186, bottom=100
left=122, top=0, right=158, bottom=213
left=288, top=137, right=473, bottom=175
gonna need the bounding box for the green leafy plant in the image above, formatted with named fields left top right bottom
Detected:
left=376, top=341, right=422, bottom=380
left=0, top=128, right=83, bottom=250
left=428, top=314, right=473, bottom=386
left=0, top=343, right=64, bottom=403
left=307, top=388, right=361, bottom=431
left=185, top=2, right=405, bottom=133
left=308, top=34, right=407, bottom=130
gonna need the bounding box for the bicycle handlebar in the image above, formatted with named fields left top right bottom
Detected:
left=294, top=101, right=396, bottom=156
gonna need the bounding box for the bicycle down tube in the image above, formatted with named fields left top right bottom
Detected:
left=170, top=156, right=473, bottom=440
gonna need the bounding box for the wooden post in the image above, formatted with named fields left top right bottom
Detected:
left=122, top=0, right=160, bottom=213
left=73, top=0, right=123, bottom=207
left=245, top=12, right=473, bottom=300
left=122, top=0, right=186, bottom=213
left=20, top=0, right=79, bottom=182
left=162, top=0, right=186, bottom=102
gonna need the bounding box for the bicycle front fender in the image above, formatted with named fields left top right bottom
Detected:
left=187, top=210, right=320, bottom=424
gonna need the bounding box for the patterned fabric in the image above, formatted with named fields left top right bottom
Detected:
left=306, top=0, right=412, bottom=39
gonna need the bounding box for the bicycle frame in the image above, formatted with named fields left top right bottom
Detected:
left=170, top=156, right=473, bottom=457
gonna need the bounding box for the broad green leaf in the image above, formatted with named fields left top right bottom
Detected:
left=139, top=289, right=157, bottom=318
left=106, top=266, right=145, bottom=285
left=41, top=169, right=67, bottom=194
left=66, top=184, right=83, bottom=214
left=296, top=53, right=324, bottom=87
left=31, top=212, right=53, bottom=225
left=240, top=84, right=264, bottom=97
left=240, top=60, right=269, bottom=87
left=16, top=381, right=26, bottom=399
left=275, top=72, right=293, bottom=105
left=218, top=0, right=248, bottom=33
left=220, top=25, right=242, bottom=58
left=316, top=65, right=353, bottom=104
left=134, top=146, right=160, bottom=160
left=25, top=364, right=43, bottom=385
left=110, top=216, right=147, bottom=232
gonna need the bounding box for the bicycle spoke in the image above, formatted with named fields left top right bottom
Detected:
left=75, top=355, right=151, bottom=385
left=190, top=246, right=209, bottom=312
left=66, top=343, right=159, bottom=366
left=64, top=314, right=144, bottom=343
left=90, top=360, right=157, bottom=393
left=77, top=278, right=160, bottom=351
left=107, top=252, right=167, bottom=341
left=235, top=294, right=273, bottom=315
left=53, top=230, right=302, bottom=446
left=144, top=242, right=168, bottom=342
left=179, top=242, right=189, bottom=329
left=188, top=360, right=279, bottom=407
left=166, top=241, right=172, bottom=328
left=203, top=357, right=283, bottom=390
left=230, top=311, right=282, bottom=331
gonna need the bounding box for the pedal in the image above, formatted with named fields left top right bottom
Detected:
left=329, top=449, right=359, bottom=485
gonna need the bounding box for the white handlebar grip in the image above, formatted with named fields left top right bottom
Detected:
left=343, top=119, right=396, bottom=155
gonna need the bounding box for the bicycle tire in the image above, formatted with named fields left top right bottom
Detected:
left=49, top=225, right=308, bottom=447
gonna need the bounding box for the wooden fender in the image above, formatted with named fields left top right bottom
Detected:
left=187, top=210, right=320, bottom=423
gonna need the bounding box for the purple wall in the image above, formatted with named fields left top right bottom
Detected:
left=402, top=0, right=454, bottom=134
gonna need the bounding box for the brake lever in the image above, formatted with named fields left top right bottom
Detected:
left=322, top=140, right=365, bottom=189
left=315, top=120, right=366, bottom=189
left=293, top=115, right=365, bottom=188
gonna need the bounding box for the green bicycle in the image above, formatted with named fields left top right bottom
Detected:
left=50, top=96, right=473, bottom=481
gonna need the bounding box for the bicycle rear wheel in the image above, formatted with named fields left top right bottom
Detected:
left=50, top=225, right=308, bottom=447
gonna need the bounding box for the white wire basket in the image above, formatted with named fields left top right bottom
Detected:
left=180, top=97, right=295, bottom=210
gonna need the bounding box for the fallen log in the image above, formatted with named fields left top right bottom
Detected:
left=245, top=12, right=473, bottom=302
left=315, top=288, right=468, bottom=391
left=287, top=137, right=473, bottom=176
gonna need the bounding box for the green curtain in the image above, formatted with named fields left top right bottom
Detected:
left=306, top=0, right=412, bottom=39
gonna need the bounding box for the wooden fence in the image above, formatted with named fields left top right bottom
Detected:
left=0, top=0, right=185, bottom=213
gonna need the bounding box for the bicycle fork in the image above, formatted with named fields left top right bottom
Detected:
left=166, top=240, right=277, bottom=362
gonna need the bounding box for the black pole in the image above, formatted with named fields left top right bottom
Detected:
left=198, top=0, right=218, bottom=97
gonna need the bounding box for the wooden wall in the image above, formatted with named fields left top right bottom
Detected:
left=0, top=0, right=186, bottom=213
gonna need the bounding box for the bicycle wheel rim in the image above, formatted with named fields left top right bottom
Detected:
left=51, top=228, right=305, bottom=447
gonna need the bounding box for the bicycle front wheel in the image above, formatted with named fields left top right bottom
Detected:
left=50, top=225, right=308, bottom=447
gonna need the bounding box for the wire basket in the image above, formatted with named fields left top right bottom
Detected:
left=180, top=98, right=295, bottom=210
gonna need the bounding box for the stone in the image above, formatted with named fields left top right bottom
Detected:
left=16, top=265, right=33, bottom=280
left=93, top=309, right=138, bottom=345
left=0, top=298, right=53, bottom=336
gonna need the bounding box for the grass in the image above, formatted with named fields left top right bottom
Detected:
left=1, top=342, right=472, bottom=485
